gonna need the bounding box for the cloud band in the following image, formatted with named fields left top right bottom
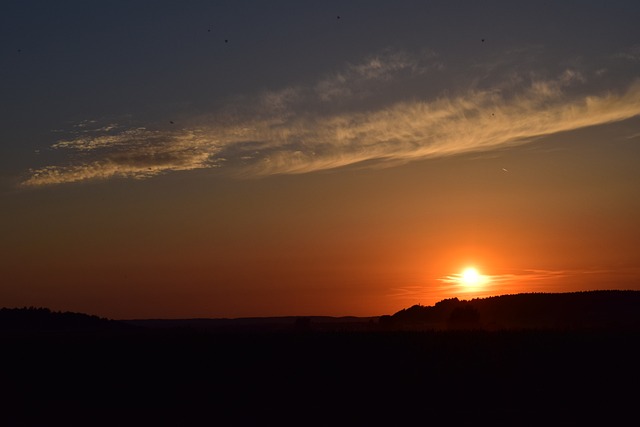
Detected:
left=21, top=51, right=640, bottom=187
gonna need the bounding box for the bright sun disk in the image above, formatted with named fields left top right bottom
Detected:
left=461, top=267, right=483, bottom=286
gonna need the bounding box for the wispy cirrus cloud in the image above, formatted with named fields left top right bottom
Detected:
left=437, top=268, right=572, bottom=289
left=314, top=49, right=438, bottom=102
left=390, top=268, right=629, bottom=305
left=21, top=49, right=640, bottom=187
left=23, top=128, right=220, bottom=186
left=613, top=44, right=640, bottom=62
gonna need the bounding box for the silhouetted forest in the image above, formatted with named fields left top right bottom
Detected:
left=2, top=291, right=640, bottom=426
left=0, top=307, right=134, bottom=332
left=4, top=290, right=640, bottom=334
left=381, top=290, right=640, bottom=331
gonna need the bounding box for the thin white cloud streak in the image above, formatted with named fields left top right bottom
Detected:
left=437, top=268, right=572, bottom=289
left=614, top=44, right=640, bottom=62
left=314, top=49, right=438, bottom=102
left=21, top=52, right=640, bottom=186
left=390, top=268, right=612, bottom=305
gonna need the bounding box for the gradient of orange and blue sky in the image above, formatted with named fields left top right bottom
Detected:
left=2, top=1, right=640, bottom=319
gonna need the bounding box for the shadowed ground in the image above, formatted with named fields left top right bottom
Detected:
left=3, top=292, right=640, bottom=426
left=3, top=326, right=638, bottom=426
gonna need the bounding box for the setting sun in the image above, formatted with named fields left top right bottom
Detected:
left=460, top=267, right=488, bottom=287
left=437, top=264, right=498, bottom=297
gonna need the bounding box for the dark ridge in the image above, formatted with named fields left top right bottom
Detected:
left=381, top=289, right=640, bottom=330
left=4, top=290, right=639, bottom=334
left=122, top=315, right=379, bottom=333
left=3, top=291, right=640, bottom=425
left=0, top=307, right=135, bottom=333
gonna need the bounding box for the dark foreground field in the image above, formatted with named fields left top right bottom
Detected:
left=3, top=325, right=639, bottom=426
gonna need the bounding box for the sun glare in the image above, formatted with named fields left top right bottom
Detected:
left=460, top=267, right=485, bottom=287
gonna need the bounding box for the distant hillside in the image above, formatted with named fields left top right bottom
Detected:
left=122, top=315, right=379, bottom=333
left=381, top=290, right=640, bottom=330
left=4, top=290, right=640, bottom=333
left=0, top=307, right=133, bottom=332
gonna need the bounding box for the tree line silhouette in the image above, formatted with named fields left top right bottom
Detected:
left=3, top=290, right=640, bottom=333
left=2, top=290, right=640, bottom=425
left=0, top=306, right=132, bottom=332
left=380, top=290, right=640, bottom=331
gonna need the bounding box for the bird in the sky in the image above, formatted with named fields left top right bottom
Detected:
left=169, top=121, right=174, bottom=124
left=481, top=39, right=485, bottom=42
left=225, top=39, right=228, bottom=43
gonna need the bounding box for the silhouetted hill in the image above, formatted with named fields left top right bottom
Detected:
left=382, top=290, right=640, bottom=330
left=3, top=292, right=640, bottom=426
left=5, top=290, right=639, bottom=334
left=0, top=307, right=134, bottom=333
left=122, top=315, right=379, bottom=333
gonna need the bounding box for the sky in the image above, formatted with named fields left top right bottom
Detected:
left=2, top=1, right=640, bottom=319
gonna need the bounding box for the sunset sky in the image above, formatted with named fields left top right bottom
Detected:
left=2, top=1, right=640, bottom=319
